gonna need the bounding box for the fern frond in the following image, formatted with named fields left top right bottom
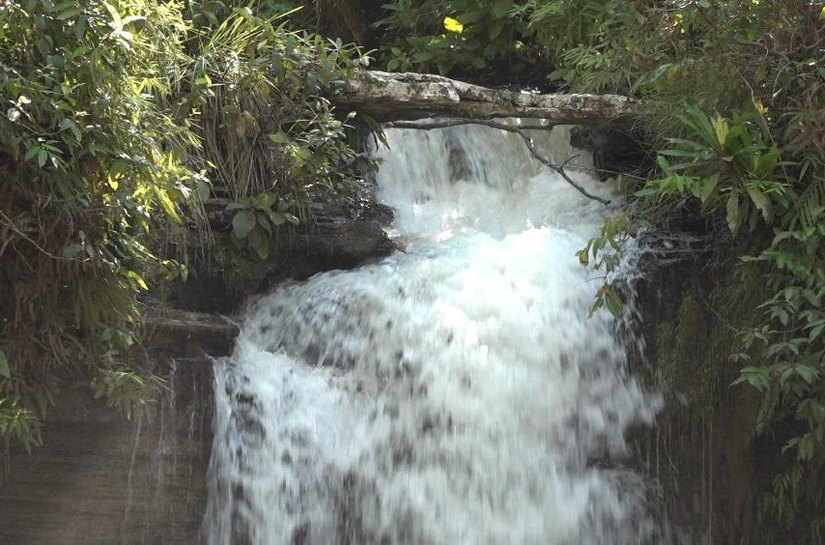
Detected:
left=790, top=175, right=825, bottom=229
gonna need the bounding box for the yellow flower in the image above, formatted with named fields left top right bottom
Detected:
left=753, top=99, right=768, bottom=115
left=443, top=16, right=464, bottom=34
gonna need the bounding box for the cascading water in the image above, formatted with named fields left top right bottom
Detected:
left=205, top=122, right=666, bottom=545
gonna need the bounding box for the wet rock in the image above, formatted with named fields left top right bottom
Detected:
left=142, top=302, right=239, bottom=357
left=166, top=197, right=396, bottom=315
left=0, top=358, right=214, bottom=545
left=569, top=126, right=649, bottom=181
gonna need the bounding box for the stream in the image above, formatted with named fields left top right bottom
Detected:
left=204, top=122, right=668, bottom=545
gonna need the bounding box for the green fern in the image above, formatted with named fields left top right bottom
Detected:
left=790, top=175, right=825, bottom=230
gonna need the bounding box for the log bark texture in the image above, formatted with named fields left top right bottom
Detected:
left=334, top=70, right=637, bottom=124
left=142, top=304, right=239, bottom=357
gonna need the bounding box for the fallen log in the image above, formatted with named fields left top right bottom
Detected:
left=142, top=304, right=239, bottom=357
left=334, top=70, right=637, bottom=124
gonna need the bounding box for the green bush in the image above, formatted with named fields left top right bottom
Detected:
left=377, top=0, right=539, bottom=79
left=0, top=0, right=369, bottom=449
left=501, top=1, right=825, bottom=539
left=0, top=0, right=201, bottom=448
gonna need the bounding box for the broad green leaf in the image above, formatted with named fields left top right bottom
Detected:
left=745, top=185, right=770, bottom=221
left=492, top=0, right=511, bottom=18
left=57, top=7, right=81, bottom=20
left=232, top=209, right=256, bottom=238
left=248, top=227, right=269, bottom=259
left=809, top=323, right=825, bottom=343
left=458, top=9, right=484, bottom=24
left=755, top=146, right=778, bottom=176
left=605, top=289, right=624, bottom=317
left=796, top=365, right=819, bottom=385
left=713, top=114, right=729, bottom=146
left=253, top=192, right=276, bottom=209
left=62, top=243, right=83, bottom=258
left=679, top=106, right=716, bottom=148
left=256, top=212, right=272, bottom=235
left=268, top=132, right=289, bottom=144
left=699, top=174, right=719, bottom=202
left=733, top=366, right=770, bottom=391
left=488, top=19, right=505, bottom=40
left=196, top=181, right=211, bottom=201
left=268, top=211, right=286, bottom=226
left=75, top=14, right=87, bottom=39
left=798, top=435, right=815, bottom=461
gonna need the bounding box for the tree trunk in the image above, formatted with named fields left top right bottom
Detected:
left=334, top=70, right=637, bottom=125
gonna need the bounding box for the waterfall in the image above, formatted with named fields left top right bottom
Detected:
left=205, top=122, right=665, bottom=545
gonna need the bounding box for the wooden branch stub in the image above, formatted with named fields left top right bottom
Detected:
left=144, top=306, right=239, bottom=357
left=334, top=70, right=637, bottom=124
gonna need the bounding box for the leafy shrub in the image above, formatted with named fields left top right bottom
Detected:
left=588, top=101, right=825, bottom=541
left=0, top=0, right=203, bottom=447
left=377, top=0, right=539, bottom=79
left=512, top=1, right=825, bottom=539
left=0, top=1, right=369, bottom=449
left=187, top=10, right=370, bottom=253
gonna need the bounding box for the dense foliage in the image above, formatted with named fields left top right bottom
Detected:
left=557, top=3, right=825, bottom=540
left=377, top=0, right=539, bottom=81
left=0, top=0, right=368, bottom=451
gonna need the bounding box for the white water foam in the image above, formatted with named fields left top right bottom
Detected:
left=205, top=123, right=664, bottom=545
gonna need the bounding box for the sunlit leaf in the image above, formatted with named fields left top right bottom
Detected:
left=726, top=188, right=740, bottom=233
left=126, top=270, right=148, bottom=291
left=713, top=115, right=729, bottom=147
left=155, top=188, right=181, bottom=223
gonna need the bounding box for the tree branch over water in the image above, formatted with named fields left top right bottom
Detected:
left=383, top=119, right=612, bottom=205
left=337, top=70, right=637, bottom=126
